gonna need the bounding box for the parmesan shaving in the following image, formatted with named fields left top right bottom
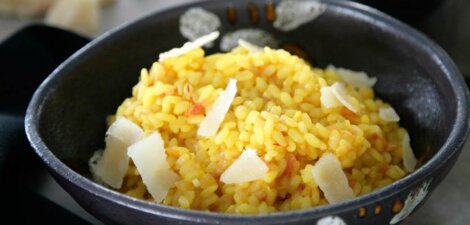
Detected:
left=331, top=82, right=360, bottom=113
left=402, top=133, right=417, bottom=172
left=328, top=65, right=377, bottom=87
left=220, top=148, right=268, bottom=184
left=91, top=117, right=144, bottom=188
left=311, top=153, right=355, bottom=204
left=197, top=78, right=238, bottom=137
left=238, top=39, right=263, bottom=53
left=320, top=86, right=342, bottom=109
left=106, top=116, right=144, bottom=145
left=379, top=107, right=400, bottom=122
left=158, top=31, right=219, bottom=62
left=127, top=132, right=179, bottom=203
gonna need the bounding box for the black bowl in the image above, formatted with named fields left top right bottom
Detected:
left=25, top=0, right=469, bottom=224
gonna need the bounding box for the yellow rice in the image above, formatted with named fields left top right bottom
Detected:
left=111, top=46, right=410, bottom=214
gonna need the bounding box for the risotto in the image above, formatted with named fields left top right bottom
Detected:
left=89, top=32, right=417, bottom=214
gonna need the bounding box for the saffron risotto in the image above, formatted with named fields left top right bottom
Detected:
left=92, top=42, right=416, bottom=214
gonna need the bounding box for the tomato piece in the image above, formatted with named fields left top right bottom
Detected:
left=349, top=179, right=356, bottom=188
left=282, top=153, right=296, bottom=177
left=189, top=103, right=205, bottom=115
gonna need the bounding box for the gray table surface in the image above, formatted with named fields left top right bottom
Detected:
left=1, top=0, right=468, bottom=224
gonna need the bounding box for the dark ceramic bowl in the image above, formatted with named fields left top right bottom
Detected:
left=25, top=0, right=469, bottom=224
left=357, top=0, right=446, bottom=20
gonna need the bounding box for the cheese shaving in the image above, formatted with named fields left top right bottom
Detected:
left=220, top=148, right=268, bottom=184
left=328, top=65, right=377, bottom=87
left=379, top=107, right=400, bottom=122
left=106, top=116, right=144, bottom=145
left=197, top=78, right=237, bottom=137
left=320, top=86, right=342, bottom=109
left=91, top=117, right=144, bottom=188
left=238, top=39, right=263, bottom=53
left=159, top=31, right=219, bottom=62
left=402, top=133, right=417, bottom=172
left=331, top=82, right=360, bottom=113
left=127, top=132, right=179, bottom=203
left=311, top=153, right=355, bottom=204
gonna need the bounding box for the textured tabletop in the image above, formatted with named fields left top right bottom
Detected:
left=1, top=0, right=468, bottom=224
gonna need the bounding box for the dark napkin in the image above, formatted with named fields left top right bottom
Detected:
left=0, top=24, right=90, bottom=224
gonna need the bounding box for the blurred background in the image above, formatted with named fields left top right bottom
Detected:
left=0, top=0, right=468, bottom=224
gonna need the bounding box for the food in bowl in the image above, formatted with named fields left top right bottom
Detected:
left=89, top=32, right=417, bottom=214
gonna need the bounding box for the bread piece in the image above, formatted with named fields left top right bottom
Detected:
left=0, top=0, right=55, bottom=18
left=99, top=0, right=115, bottom=7
left=45, top=0, right=100, bottom=36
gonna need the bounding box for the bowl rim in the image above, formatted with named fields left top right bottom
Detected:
left=25, top=0, right=470, bottom=223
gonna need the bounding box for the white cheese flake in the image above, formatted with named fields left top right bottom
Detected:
left=220, top=148, right=268, bottom=184
left=197, top=78, right=237, bottom=137
left=158, top=31, right=219, bottom=62
left=379, top=107, right=400, bottom=122
left=402, top=133, right=417, bottom=173
left=320, top=86, right=342, bottom=109
left=238, top=39, right=263, bottom=53
left=127, top=132, right=179, bottom=203
left=106, top=116, right=144, bottom=145
left=90, top=117, right=144, bottom=188
left=328, top=65, right=377, bottom=87
left=311, top=153, right=355, bottom=204
left=331, top=82, right=360, bottom=113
